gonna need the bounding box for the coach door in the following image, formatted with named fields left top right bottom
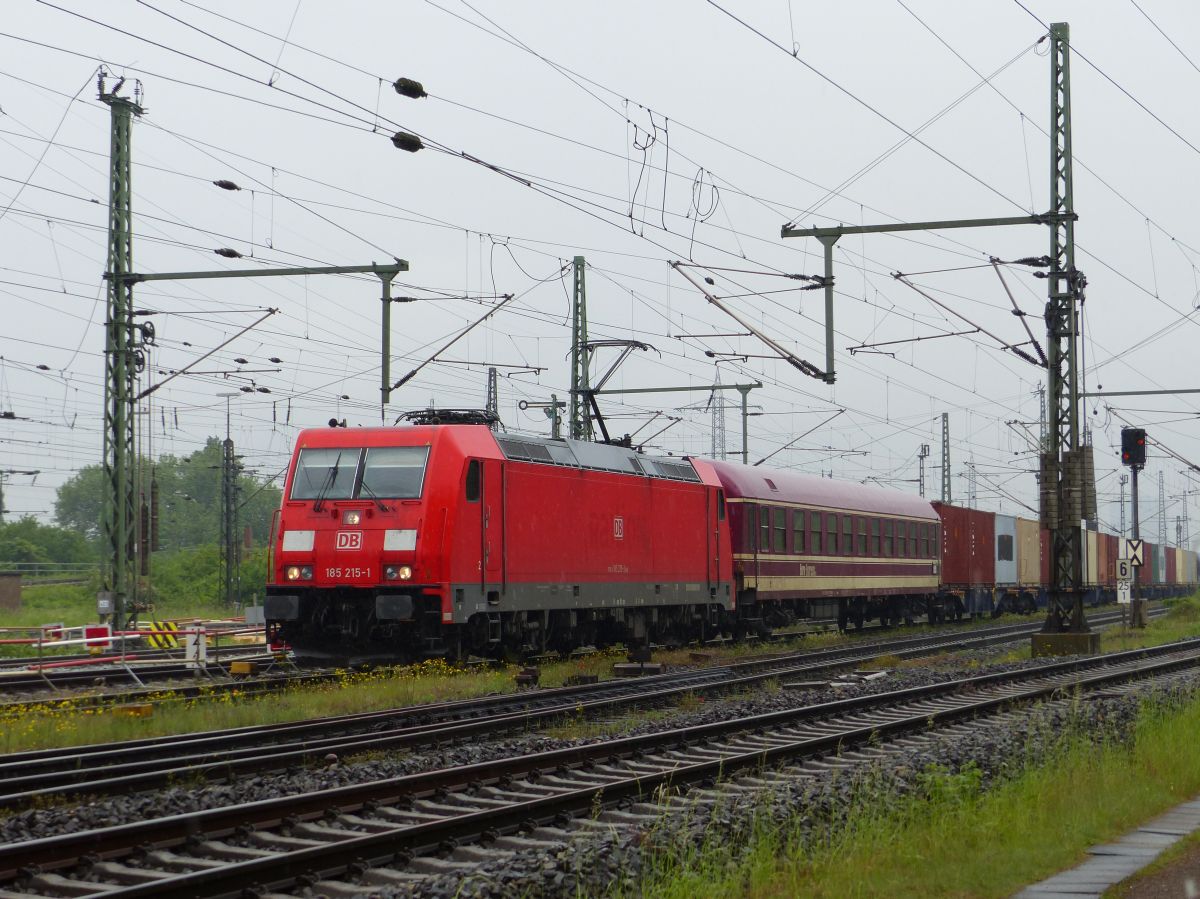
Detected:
left=482, top=459, right=505, bottom=591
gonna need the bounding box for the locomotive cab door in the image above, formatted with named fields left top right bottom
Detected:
left=482, top=459, right=504, bottom=592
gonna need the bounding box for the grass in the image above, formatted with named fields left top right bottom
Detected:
left=632, top=690, right=1200, bottom=899
left=625, top=598, right=1200, bottom=899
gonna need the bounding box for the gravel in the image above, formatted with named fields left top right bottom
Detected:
left=4, top=652, right=1198, bottom=899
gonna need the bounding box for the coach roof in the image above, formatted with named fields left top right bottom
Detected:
left=699, top=458, right=938, bottom=520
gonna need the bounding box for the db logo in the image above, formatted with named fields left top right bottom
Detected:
left=335, top=531, right=363, bottom=551
left=613, top=516, right=624, bottom=540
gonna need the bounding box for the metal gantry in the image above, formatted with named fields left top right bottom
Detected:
left=941, top=412, right=951, bottom=504
left=99, top=74, right=145, bottom=631
left=569, top=256, right=593, bottom=440
left=778, top=23, right=1093, bottom=654
left=1039, top=22, right=1094, bottom=649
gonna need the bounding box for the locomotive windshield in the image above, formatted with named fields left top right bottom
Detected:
left=289, top=445, right=430, bottom=500
left=360, top=446, right=429, bottom=498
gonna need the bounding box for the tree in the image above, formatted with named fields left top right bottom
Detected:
left=0, top=517, right=95, bottom=563
left=53, top=437, right=282, bottom=551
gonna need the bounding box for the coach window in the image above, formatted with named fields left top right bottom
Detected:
left=745, top=505, right=756, bottom=548
left=858, top=516, right=867, bottom=555
left=897, top=521, right=906, bottom=558
left=809, top=511, right=822, bottom=554
left=921, top=523, right=931, bottom=558
left=933, top=524, right=941, bottom=557
left=773, top=508, right=787, bottom=553
left=908, top=522, right=918, bottom=558
left=760, top=506, right=772, bottom=553
left=883, top=520, right=894, bottom=556
left=843, top=516, right=853, bottom=557
left=826, top=513, right=838, bottom=555
left=870, top=518, right=880, bottom=556
left=793, top=510, right=805, bottom=553
left=465, top=460, right=481, bottom=502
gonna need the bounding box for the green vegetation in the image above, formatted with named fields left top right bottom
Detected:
left=0, top=659, right=517, bottom=754
left=51, top=438, right=281, bottom=554
left=632, top=693, right=1200, bottom=899
left=629, top=599, right=1200, bottom=899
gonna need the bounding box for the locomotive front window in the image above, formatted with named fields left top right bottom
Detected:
left=361, top=446, right=430, bottom=499
left=290, top=448, right=360, bottom=500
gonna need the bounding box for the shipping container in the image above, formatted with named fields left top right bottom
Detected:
left=1016, top=518, right=1041, bottom=586
left=1166, top=547, right=1177, bottom=586
left=933, top=503, right=995, bottom=614
left=995, top=514, right=1017, bottom=587
left=1084, top=528, right=1099, bottom=588
left=1098, top=532, right=1115, bottom=591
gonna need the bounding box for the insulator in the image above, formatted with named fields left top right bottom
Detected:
left=393, top=77, right=427, bottom=99
left=215, top=248, right=244, bottom=259
left=256, top=387, right=271, bottom=394
left=150, top=478, right=160, bottom=552
left=269, top=357, right=281, bottom=364
left=391, top=131, right=424, bottom=153
left=213, top=179, right=241, bottom=191
left=139, top=500, right=150, bottom=575
left=234, top=357, right=248, bottom=364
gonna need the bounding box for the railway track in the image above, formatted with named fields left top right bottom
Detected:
left=0, top=609, right=1144, bottom=810
left=0, top=646, right=272, bottom=693
left=1, top=635, right=1196, bottom=897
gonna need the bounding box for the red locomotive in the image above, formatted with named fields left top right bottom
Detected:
left=265, top=422, right=732, bottom=660
left=264, top=420, right=1198, bottom=661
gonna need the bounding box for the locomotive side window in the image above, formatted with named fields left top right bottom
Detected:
left=717, top=490, right=725, bottom=520
left=759, top=506, right=771, bottom=552
left=809, top=511, right=822, bottom=554
left=857, top=517, right=867, bottom=555
left=773, top=508, right=786, bottom=553
left=290, top=448, right=361, bottom=500
left=361, top=446, right=430, bottom=498
left=870, top=519, right=880, bottom=556
left=465, top=460, right=481, bottom=502
left=793, top=511, right=805, bottom=554
left=826, top=513, right=838, bottom=555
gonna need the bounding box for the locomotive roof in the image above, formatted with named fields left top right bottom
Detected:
left=698, top=458, right=938, bottom=519
left=291, top=425, right=709, bottom=485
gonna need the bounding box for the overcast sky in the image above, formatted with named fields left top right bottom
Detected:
left=1, top=0, right=1197, bottom=543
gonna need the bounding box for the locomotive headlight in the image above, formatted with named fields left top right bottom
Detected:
left=285, top=565, right=313, bottom=581
left=342, top=510, right=362, bottom=526
left=385, top=565, right=413, bottom=581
